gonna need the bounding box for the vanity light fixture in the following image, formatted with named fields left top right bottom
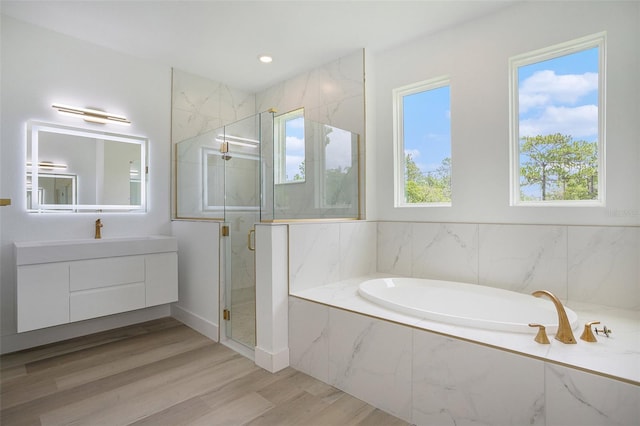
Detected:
left=27, top=161, right=67, bottom=170
left=258, top=54, right=273, bottom=64
left=52, top=103, right=131, bottom=125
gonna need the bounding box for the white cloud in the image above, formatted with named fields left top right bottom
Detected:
left=285, top=154, right=305, bottom=180
left=520, top=104, right=598, bottom=139
left=286, top=136, right=304, bottom=154
left=404, top=148, right=421, bottom=159
left=519, top=70, right=597, bottom=113
left=325, top=132, right=352, bottom=170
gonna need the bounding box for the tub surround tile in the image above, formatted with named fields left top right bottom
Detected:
left=292, top=276, right=640, bottom=384
left=377, top=222, right=413, bottom=276
left=411, top=223, right=479, bottom=283
left=568, top=226, right=640, bottom=309
left=545, top=363, right=640, bottom=426
left=288, top=298, right=330, bottom=383
left=289, top=223, right=340, bottom=292
left=412, top=330, right=545, bottom=426
left=328, top=308, right=413, bottom=421
left=478, top=224, right=568, bottom=298
left=339, top=221, right=377, bottom=280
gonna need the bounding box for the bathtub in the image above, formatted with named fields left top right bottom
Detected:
left=358, top=277, right=578, bottom=334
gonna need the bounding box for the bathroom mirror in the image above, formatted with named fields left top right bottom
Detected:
left=26, top=121, right=147, bottom=212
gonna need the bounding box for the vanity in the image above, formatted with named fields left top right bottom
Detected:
left=15, top=236, right=178, bottom=332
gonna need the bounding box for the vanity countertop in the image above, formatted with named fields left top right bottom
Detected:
left=15, top=235, right=177, bottom=265
left=291, top=274, right=640, bottom=385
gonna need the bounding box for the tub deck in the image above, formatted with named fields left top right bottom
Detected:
left=291, top=273, right=640, bottom=385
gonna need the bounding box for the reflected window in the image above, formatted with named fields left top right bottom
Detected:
left=274, top=109, right=305, bottom=183
left=323, top=125, right=357, bottom=207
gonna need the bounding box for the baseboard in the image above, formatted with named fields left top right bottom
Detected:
left=170, top=304, right=219, bottom=342
left=255, top=346, right=290, bottom=373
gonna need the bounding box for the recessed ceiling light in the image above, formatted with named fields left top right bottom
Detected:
left=258, top=55, right=273, bottom=64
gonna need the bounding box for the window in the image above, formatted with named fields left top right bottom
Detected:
left=393, top=77, right=451, bottom=206
left=274, top=109, right=305, bottom=184
left=510, top=33, right=605, bottom=205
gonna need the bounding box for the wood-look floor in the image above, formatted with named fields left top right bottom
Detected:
left=0, top=318, right=408, bottom=426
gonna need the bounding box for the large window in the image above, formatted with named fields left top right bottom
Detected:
left=275, top=108, right=305, bottom=184
left=393, top=77, right=451, bottom=206
left=510, top=33, right=605, bottom=205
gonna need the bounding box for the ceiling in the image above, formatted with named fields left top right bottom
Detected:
left=1, top=0, right=518, bottom=92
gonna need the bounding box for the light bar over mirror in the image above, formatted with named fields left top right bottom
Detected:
left=52, top=103, right=131, bottom=125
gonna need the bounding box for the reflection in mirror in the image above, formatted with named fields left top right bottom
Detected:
left=27, top=121, right=148, bottom=212
left=27, top=173, right=77, bottom=210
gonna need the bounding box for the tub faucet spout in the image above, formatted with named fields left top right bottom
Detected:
left=531, top=290, right=576, bottom=344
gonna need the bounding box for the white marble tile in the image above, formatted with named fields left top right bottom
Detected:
left=171, top=69, right=254, bottom=143
left=328, top=308, right=413, bottom=421
left=545, top=363, right=640, bottom=426
left=306, top=95, right=365, bottom=137
left=288, top=223, right=340, bottom=292
left=412, top=330, right=545, bottom=426
left=377, top=221, right=413, bottom=276
left=288, top=297, right=330, bottom=383
left=316, top=51, right=364, bottom=108
left=478, top=224, right=568, bottom=297
left=411, top=222, right=479, bottom=283
left=339, top=221, right=377, bottom=280
left=568, top=226, right=640, bottom=309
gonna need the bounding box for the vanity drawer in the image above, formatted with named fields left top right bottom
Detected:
left=70, top=256, right=145, bottom=291
left=70, top=282, right=146, bottom=322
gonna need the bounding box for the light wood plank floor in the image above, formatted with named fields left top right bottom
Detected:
left=1, top=317, right=408, bottom=426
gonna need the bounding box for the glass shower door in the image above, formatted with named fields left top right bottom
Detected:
left=221, top=115, right=260, bottom=349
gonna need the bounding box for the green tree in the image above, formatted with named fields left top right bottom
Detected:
left=405, top=154, right=451, bottom=203
left=293, top=161, right=305, bottom=181
left=520, top=133, right=597, bottom=201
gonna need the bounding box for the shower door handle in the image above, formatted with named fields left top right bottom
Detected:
left=247, top=229, right=255, bottom=251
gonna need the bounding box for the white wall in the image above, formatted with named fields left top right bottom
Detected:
left=373, top=1, right=639, bottom=226
left=0, top=17, right=173, bottom=353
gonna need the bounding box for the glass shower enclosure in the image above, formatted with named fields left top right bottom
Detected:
left=175, top=110, right=359, bottom=351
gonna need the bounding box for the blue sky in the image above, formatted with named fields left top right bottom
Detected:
left=403, top=85, right=451, bottom=175
left=401, top=47, right=598, bottom=181
left=518, top=47, right=599, bottom=142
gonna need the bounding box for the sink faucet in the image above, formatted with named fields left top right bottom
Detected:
left=531, top=290, right=576, bottom=344
left=95, top=219, right=103, bottom=239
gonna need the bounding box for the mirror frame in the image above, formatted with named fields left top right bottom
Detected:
left=27, top=120, right=148, bottom=212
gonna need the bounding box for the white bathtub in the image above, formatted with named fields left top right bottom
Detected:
left=358, top=277, right=578, bottom=334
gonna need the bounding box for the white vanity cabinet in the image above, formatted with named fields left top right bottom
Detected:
left=15, top=236, right=178, bottom=333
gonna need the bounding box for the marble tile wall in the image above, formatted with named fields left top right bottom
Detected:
left=377, top=222, right=639, bottom=310
left=289, top=221, right=377, bottom=293
left=289, top=297, right=640, bottom=425
left=255, top=50, right=365, bottom=137
left=171, top=68, right=255, bottom=144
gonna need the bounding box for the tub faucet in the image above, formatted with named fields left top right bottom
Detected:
left=95, top=219, right=103, bottom=239
left=531, top=290, right=576, bottom=344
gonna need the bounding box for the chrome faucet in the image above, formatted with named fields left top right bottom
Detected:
left=531, top=290, right=576, bottom=344
left=95, top=219, right=103, bottom=239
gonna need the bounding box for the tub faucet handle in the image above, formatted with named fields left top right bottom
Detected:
left=580, top=321, right=600, bottom=342
left=528, top=323, right=550, bottom=344
left=595, top=325, right=612, bottom=338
